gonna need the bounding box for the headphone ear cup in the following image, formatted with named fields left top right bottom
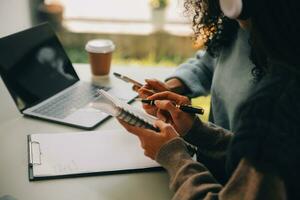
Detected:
left=219, top=0, right=243, bottom=19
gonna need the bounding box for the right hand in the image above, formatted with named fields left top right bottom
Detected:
left=148, top=91, right=196, bottom=136
left=137, top=79, right=171, bottom=116
left=118, top=119, right=179, bottom=160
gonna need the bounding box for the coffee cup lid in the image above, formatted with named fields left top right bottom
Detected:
left=85, top=39, right=115, bottom=53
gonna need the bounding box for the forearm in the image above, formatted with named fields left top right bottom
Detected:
left=156, top=138, right=287, bottom=200
left=165, top=51, right=216, bottom=98
left=165, top=78, right=191, bottom=95
left=156, top=138, right=222, bottom=200
left=182, top=118, right=233, bottom=182
left=184, top=118, right=233, bottom=152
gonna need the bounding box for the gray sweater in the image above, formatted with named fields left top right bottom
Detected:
left=162, top=27, right=300, bottom=199
left=168, top=28, right=256, bottom=131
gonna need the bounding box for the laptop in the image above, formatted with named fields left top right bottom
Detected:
left=0, top=23, right=136, bottom=129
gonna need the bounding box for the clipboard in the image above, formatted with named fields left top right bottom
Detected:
left=28, top=130, right=162, bottom=181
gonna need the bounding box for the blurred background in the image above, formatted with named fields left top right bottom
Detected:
left=0, top=0, right=210, bottom=121
left=31, top=0, right=196, bottom=66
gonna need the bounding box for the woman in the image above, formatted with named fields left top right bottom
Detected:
left=120, top=0, right=300, bottom=199
left=138, top=1, right=264, bottom=182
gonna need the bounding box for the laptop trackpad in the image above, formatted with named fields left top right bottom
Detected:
left=64, top=108, right=108, bottom=127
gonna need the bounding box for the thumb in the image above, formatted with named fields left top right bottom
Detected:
left=154, top=100, right=180, bottom=121
left=154, top=120, right=179, bottom=137
left=154, top=120, right=169, bottom=131
left=145, top=79, right=168, bottom=92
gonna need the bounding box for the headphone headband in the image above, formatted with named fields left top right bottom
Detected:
left=220, top=0, right=251, bottom=19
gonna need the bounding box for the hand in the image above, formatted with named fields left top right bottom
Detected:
left=118, top=119, right=179, bottom=160
left=148, top=91, right=196, bottom=136
left=137, top=79, right=171, bottom=116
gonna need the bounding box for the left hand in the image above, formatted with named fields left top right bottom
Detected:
left=118, top=119, right=179, bottom=160
left=137, top=79, right=170, bottom=116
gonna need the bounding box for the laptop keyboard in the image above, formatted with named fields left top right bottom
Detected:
left=32, top=83, right=107, bottom=119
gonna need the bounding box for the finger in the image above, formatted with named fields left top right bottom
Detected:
left=138, top=87, right=155, bottom=98
left=142, top=104, right=155, bottom=110
left=148, top=91, right=189, bottom=104
left=155, top=100, right=186, bottom=123
left=132, top=85, right=141, bottom=92
left=154, top=100, right=180, bottom=115
left=145, top=79, right=169, bottom=92
left=156, top=109, right=167, bottom=122
left=139, top=137, right=146, bottom=149
left=118, top=119, right=157, bottom=138
left=143, top=83, right=153, bottom=89
left=144, top=151, right=154, bottom=160
left=154, top=120, right=173, bottom=131
left=141, top=103, right=157, bottom=116
left=142, top=84, right=157, bottom=94
left=145, top=151, right=155, bottom=160
left=118, top=119, right=145, bottom=136
left=154, top=120, right=178, bottom=137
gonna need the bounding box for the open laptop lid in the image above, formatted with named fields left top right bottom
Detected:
left=0, top=23, right=79, bottom=112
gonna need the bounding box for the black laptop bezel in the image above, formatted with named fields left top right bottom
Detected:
left=0, top=23, right=80, bottom=113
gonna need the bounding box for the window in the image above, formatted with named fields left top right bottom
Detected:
left=57, top=0, right=191, bottom=35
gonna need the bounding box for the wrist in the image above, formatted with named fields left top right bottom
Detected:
left=165, top=78, right=188, bottom=94
left=156, top=138, right=191, bottom=171
left=178, top=115, right=198, bottom=137
left=183, top=117, right=204, bottom=143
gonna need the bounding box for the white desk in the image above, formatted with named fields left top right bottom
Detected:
left=0, top=64, right=174, bottom=200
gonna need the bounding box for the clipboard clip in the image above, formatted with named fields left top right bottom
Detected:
left=29, top=141, right=42, bottom=166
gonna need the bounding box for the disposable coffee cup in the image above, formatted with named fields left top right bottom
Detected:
left=85, top=39, right=115, bottom=76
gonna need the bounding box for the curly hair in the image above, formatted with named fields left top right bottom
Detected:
left=183, top=0, right=239, bottom=57
left=184, top=0, right=300, bottom=78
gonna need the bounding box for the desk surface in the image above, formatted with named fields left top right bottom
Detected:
left=0, top=64, right=174, bottom=200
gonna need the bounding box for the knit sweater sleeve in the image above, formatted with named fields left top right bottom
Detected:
left=183, top=118, right=233, bottom=161
left=156, top=138, right=286, bottom=200
left=165, top=50, right=216, bottom=98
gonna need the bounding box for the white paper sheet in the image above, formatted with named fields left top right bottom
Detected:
left=91, top=89, right=157, bottom=126
left=29, top=130, right=159, bottom=177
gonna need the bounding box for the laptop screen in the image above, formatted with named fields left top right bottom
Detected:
left=0, top=23, right=79, bottom=111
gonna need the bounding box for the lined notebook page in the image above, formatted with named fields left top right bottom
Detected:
left=30, top=130, right=159, bottom=177
left=91, top=90, right=157, bottom=126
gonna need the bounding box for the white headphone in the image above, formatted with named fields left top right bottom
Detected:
left=220, top=0, right=251, bottom=19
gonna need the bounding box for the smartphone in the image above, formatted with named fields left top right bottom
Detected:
left=113, top=72, right=143, bottom=88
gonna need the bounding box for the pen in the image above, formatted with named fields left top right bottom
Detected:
left=113, top=72, right=143, bottom=88
left=137, top=99, right=204, bottom=115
